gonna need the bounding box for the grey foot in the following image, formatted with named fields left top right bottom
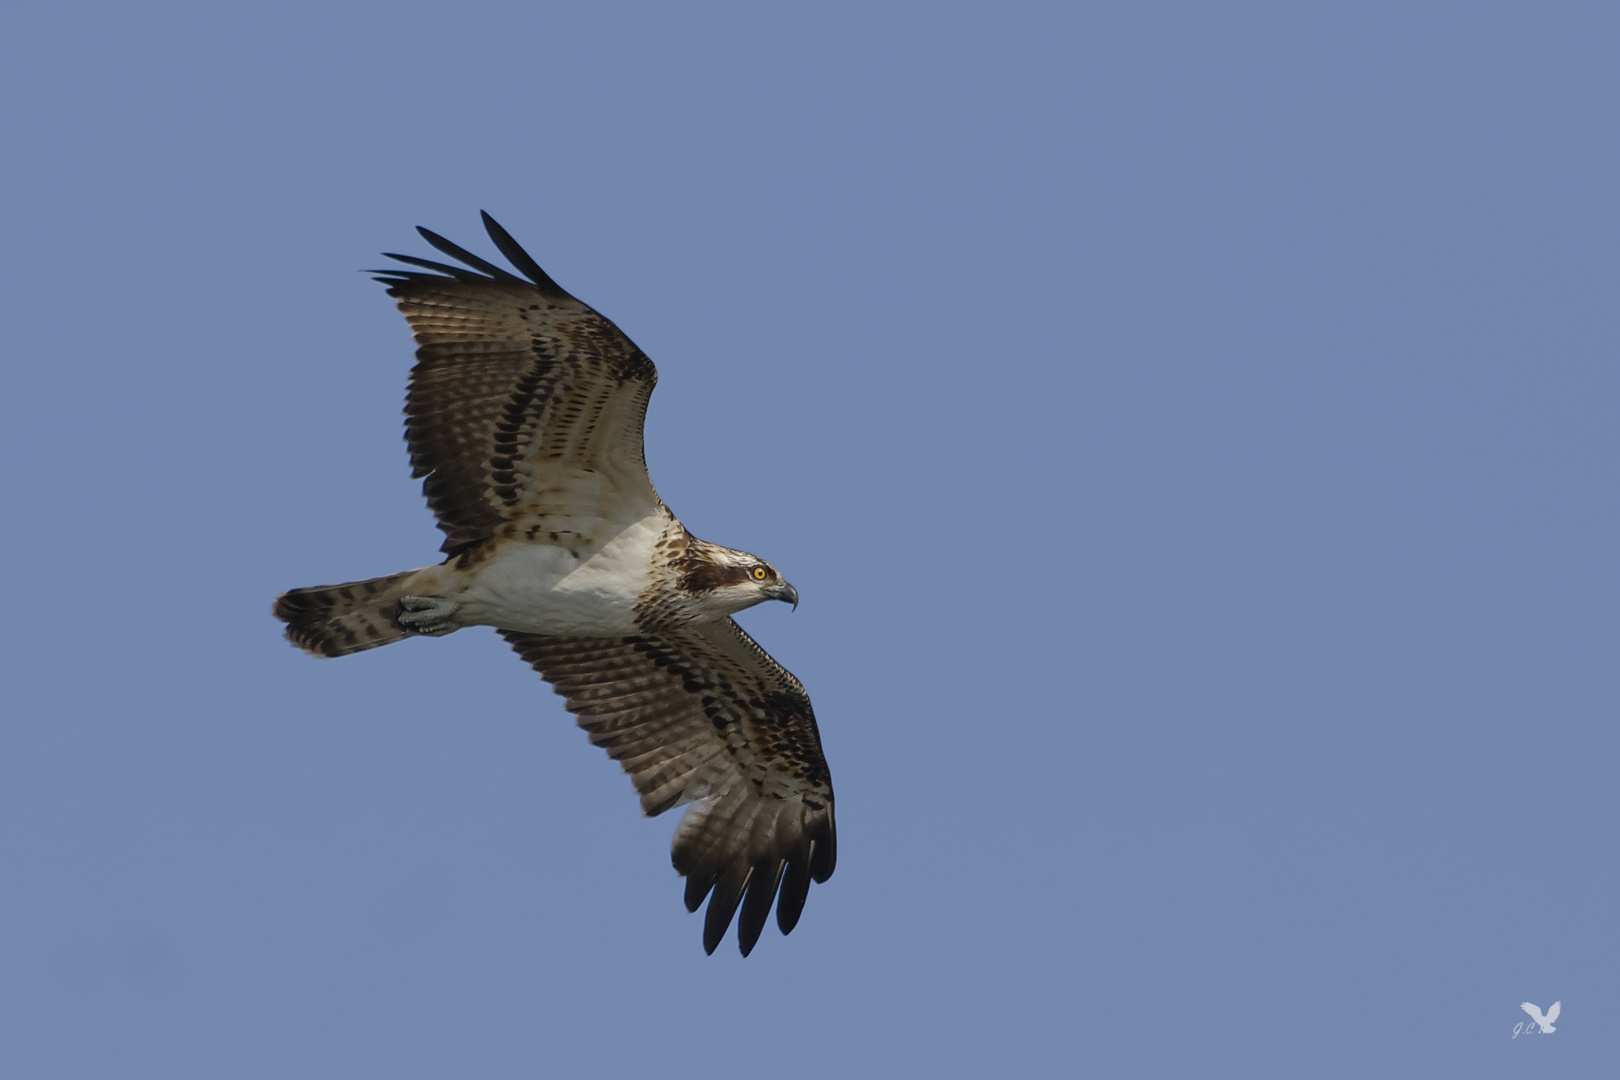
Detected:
left=395, top=594, right=460, bottom=637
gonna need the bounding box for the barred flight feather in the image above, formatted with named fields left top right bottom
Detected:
left=505, top=620, right=835, bottom=954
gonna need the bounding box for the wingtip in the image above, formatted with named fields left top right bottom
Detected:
left=683, top=870, right=715, bottom=914
left=810, top=829, right=837, bottom=883
left=477, top=210, right=567, bottom=294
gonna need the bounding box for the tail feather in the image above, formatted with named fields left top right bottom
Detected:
left=273, top=570, right=419, bottom=657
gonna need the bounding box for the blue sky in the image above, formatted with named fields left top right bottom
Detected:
left=2, top=3, right=1616, bottom=1076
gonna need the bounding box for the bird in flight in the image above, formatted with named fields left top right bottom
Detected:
left=1520, top=1001, right=1560, bottom=1032
left=273, top=213, right=835, bottom=955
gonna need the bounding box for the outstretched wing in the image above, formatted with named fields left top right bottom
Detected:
left=1521, top=1003, right=1544, bottom=1023
left=374, top=213, right=661, bottom=554
left=1544, top=1001, right=1560, bottom=1024
left=503, top=620, right=836, bottom=955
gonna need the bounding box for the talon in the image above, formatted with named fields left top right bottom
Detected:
left=395, top=594, right=460, bottom=637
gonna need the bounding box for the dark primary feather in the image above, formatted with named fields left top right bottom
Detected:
left=736, top=858, right=787, bottom=955
left=372, top=213, right=661, bottom=553
left=375, top=252, right=493, bottom=282
left=414, top=225, right=529, bottom=284
left=480, top=210, right=568, bottom=295
left=503, top=621, right=837, bottom=955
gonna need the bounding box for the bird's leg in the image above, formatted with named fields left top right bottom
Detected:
left=394, top=594, right=461, bottom=637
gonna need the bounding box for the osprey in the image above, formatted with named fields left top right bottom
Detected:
left=273, top=214, right=834, bottom=955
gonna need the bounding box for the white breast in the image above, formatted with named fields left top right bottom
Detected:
left=459, top=513, right=666, bottom=635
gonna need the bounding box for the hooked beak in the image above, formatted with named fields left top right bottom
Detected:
left=773, top=582, right=799, bottom=611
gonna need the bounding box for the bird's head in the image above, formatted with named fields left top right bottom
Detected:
left=672, top=539, right=798, bottom=621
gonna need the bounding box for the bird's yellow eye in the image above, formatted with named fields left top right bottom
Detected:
left=752, top=566, right=768, bottom=581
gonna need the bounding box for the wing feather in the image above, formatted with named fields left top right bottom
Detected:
left=736, top=850, right=787, bottom=955
left=414, top=225, right=530, bottom=284
left=503, top=620, right=836, bottom=955
left=374, top=214, right=661, bottom=553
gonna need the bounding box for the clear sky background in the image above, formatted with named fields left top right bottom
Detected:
left=2, top=3, right=1615, bottom=1076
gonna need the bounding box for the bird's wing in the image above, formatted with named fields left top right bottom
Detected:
left=503, top=619, right=836, bottom=955
left=1545, top=1001, right=1560, bottom=1023
left=1521, top=1003, right=1544, bottom=1022
left=374, top=213, right=661, bottom=554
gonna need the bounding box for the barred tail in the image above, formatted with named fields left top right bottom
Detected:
left=273, top=570, right=419, bottom=657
